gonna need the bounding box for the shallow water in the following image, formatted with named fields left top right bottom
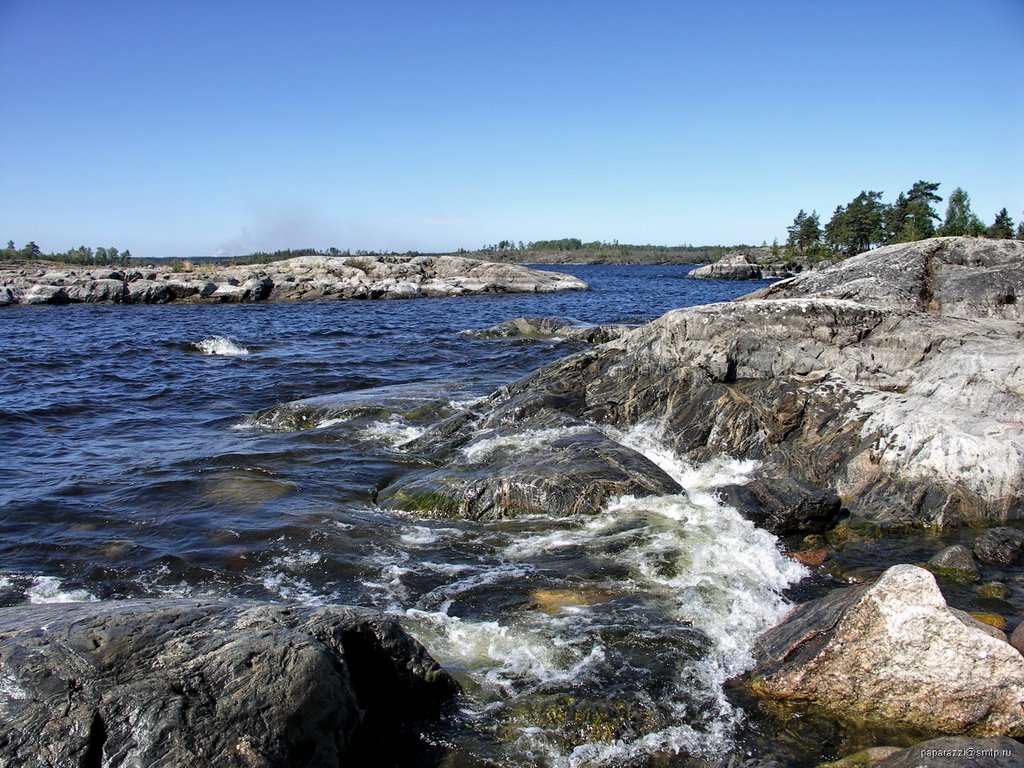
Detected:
left=0, top=265, right=965, bottom=766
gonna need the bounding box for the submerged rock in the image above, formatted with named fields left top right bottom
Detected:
left=0, top=599, right=459, bottom=767
left=973, top=527, right=1024, bottom=566
left=926, top=544, right=981, bottom=581
left=466, top=316, right=632, bottom=343
left=747, top=564, right=1024, bottom=736
left=0, top=254, right=588, bottom=306
left=875, top=736, right=1024, bottom=767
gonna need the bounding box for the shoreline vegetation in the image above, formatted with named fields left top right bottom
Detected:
left=4, top=182, right=1020, bottom=271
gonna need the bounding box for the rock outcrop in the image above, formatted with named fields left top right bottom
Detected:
left=451, top=237, right=1023, bottom=527
left=687, top=252, right=797, bottom=281
left=0, top=254, right=588, bottom=306
left=747, top=564, right=1024, bottom=736
left=465, top=316, right=632, bottom=344
left=0, top=599, right=459, bottom=767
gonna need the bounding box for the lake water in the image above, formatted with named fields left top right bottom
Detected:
left=0, top=266, right=823, bottom=766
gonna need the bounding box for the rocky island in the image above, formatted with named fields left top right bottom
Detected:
left=686, top=250, right=804, bottom=280
left=0, top=253, right=588, bottom=306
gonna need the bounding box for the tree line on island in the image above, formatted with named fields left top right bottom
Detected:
left=784, top=181, right=1021, bottom=261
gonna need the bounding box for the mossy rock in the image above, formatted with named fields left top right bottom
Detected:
left=500, top=693, right=663, bottom=748
left=825, top=517, right=883, bottom=548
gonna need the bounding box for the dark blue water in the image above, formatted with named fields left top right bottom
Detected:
left=3, top=266, right=820, bottom=766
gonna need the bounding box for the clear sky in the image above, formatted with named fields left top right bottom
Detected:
left=2, top=0, right=1022, bottom=259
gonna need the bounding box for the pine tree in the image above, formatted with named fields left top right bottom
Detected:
left=987, top=208, right=1015, bottom=239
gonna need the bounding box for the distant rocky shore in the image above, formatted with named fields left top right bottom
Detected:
left=686, top=250, right=821, bottom=280
left=0, top=254, right=587, bottom=306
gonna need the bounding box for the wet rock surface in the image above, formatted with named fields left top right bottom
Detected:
left=462, top=237, right=1024, bottom=527
left=718, top=476, right=843, bottom=536
left=974, top=527, right=1024, bottom=566
left=0, top=254, right=588, bottom=306
left=0, top=599, right=459, bottom=768
left=926, top=544, right=981, bottom=581
left=465, top=315, right=632, bottom=343
left=747, top=565, right=1024, bottom=736
left=875, top=736, right=1024, bottom=767
left=378, top=427, right=682, bottom=519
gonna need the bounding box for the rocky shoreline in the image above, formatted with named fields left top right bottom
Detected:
left=0, top=253, right=588, bottom=306
left=3, top=236, right=1023, bottom=765
left=370, top=236, right=1024, bottom=763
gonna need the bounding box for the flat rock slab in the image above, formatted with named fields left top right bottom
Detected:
left=748, top=564, right=1024, bottom=736
left=0, top=599, right=459, bottom=767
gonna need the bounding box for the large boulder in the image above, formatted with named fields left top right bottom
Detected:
left=0, top=599, right=459, bottom=767
left=747, top=564, right=1024, bottom=736
left=469, top=237, right=1024, bottom=527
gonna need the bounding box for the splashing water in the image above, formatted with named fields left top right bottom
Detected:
left=193, top=335, right=250, bottom=356
left=368, top=424, right=806, bottom=766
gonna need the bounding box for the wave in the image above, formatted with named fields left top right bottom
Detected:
left=0, top=573, right=99, bottom=604
left=192, top=336, right=251, bottom=356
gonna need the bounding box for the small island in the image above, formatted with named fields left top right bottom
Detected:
left=0, top=253, right=587, bottom=306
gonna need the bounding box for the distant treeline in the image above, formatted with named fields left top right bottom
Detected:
left=471, top=239, right=743, bottom=265
left=1, top=240, right=134, bottom=265
left=783, top=181, right=1023, bottom=261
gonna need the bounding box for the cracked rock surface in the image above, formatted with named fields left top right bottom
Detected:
left=0, top=599, right=459, bottom=768
left=450, top=237, right=1024, bottom=527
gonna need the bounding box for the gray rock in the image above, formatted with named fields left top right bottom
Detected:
left=470, top=237, right=1024, bottom=527
left=378, top=428, right=682, bottom=519
left=22, top=283, right=69, bottom=304
left=974, top=527, right=1024, bottom=565
left=877, top=736, right=1024, bottom=767
left=749, top=236, right=1024, bottom=320
left=687, top=252, right=792, bottom=281
left=0, top=599, right=459, bottom=768
left=926, top=544, right=981, bottom=581
left=747, top=564, right=1024, bottom=736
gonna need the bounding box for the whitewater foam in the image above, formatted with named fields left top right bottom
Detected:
left=462, top=425, right=589, bottom=463
left=193, top=335, right=250, bottom=356
left=24, top=576, right=97, bottom=604
left=359, top=416, right=427, bottom=447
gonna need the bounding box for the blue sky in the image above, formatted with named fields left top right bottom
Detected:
left=2, top=0, right=1022, bottom=259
